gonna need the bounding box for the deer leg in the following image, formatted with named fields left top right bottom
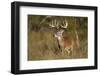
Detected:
left=61, top=48, right=65, bottom=55
left=56, top=39, right=62, bottom=52
left=65, top=48, right=72, bottom=56
left=67, top=48, right=71, bottom=55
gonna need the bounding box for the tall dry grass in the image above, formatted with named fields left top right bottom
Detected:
left=28, top=15, right=88, bottom=61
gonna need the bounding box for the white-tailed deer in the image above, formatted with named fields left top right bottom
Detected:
left=49, top=19, right=74, bottom=55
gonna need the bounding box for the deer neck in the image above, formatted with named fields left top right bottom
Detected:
left=56, top=36, right=64, bottom=48
left=57, top=36, right=62, bottom=40
left=56, top=36, right=63, bottom=42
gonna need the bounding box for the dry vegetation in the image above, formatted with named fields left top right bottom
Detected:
left=28, top=15, right=88, bottom=61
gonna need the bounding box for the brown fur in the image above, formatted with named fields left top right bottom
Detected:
left=58, top=35, right=74, bottom=55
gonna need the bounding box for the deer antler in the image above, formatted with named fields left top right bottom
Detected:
left=49, top=18, right=68, bottom=29
left=61, top=19, right=68, bottom=28
left=49, top=19, right=60, bottom=29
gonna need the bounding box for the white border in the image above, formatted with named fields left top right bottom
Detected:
left=20, top=6, right=95, bottom=70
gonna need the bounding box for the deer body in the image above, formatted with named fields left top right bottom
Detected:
left=55, top=30, right=74, bottom=55
left=48, top=18, right=74, bottom=55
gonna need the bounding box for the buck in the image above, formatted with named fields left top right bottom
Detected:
left=49, top=19, right=74, bottom=55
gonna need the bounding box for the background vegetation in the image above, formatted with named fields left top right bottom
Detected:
left=28, top=15, right=88, bottom=61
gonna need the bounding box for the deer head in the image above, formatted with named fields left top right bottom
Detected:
left=48, top=19, right=68, bottom=40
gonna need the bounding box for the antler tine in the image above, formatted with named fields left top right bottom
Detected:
left=61, top=19, right=68, bottom=28
left=49, top=19, right=60, bottom=29
left=55, top=19, right=60, bottom=29
left=65, top=19, right=68, bottom=27
left=49, top=19, right=55, bottom=27
left=54, top=19, right=56, bottom=26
